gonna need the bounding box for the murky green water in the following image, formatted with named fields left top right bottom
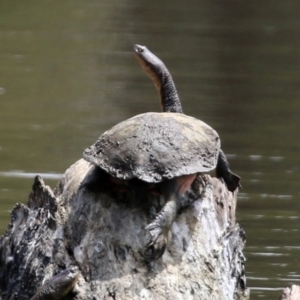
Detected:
left=1, top=1, right=300, bottom=298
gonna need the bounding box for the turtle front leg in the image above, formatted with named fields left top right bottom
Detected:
left=144, top=174, right=197, bottom=260
left=144, top=193, right=177, bottom=260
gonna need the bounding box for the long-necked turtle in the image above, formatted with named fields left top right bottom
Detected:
left=133, top=44, right=241, bottom=192
left=83, top=45, right=240, bottom=259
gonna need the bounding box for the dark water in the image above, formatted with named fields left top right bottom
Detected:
left=1, top=1, right=300, bottom=298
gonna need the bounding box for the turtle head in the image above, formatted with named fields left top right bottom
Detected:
left=134, top=44, right=165, bottom=85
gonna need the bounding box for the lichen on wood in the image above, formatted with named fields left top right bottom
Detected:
left=0, top=159, right=249, bottom=299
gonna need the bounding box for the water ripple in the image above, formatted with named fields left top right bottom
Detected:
left=250, top=252, right=288, bottom=257
left=0, top=171, right=63, bottom=180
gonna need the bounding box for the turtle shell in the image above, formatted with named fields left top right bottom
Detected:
left=83, top=112, right=220, bottom=183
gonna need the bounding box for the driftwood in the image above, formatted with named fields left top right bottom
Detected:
left=0, top=158, right=249, bottom=299
left=280, top=285, right=300, bottom=300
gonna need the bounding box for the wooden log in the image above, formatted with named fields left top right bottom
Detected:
left=0, top=159, right=249, bottom=300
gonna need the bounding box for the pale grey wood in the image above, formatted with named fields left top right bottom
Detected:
left=280, top=285, right=300, bottom=300
left=0, top=159, right=249, bottom=299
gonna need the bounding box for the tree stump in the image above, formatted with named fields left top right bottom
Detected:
left=0, top=159, right=249, bottom=299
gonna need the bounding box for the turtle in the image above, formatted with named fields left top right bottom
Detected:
left=133, top=44, right=241, bottom=192
left=30, top=266, right=79, bottom=300
left=83, top=46, right=241, bottom=260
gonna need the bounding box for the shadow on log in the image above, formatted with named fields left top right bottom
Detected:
left=0, top=159, right=249, bottom=299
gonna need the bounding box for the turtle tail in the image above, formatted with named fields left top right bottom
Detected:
left=216, top=150, right=241, bottom=192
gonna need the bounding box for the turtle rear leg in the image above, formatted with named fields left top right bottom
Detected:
left=216, top=149, right=241, bottom=192
left=144, top=174, right=196, bottom=260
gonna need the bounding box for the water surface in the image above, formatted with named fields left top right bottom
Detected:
left=1, top=1, right=300, bottom=298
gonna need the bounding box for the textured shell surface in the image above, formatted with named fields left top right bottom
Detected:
left=83, top=112, right=220, bottom=183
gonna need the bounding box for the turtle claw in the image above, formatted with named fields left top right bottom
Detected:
left=144, top=242, right=167, bottom=260
left=199, top=174, right=209, bottom=187
left=144, top=222, right=168, bottom=260
left=145, top=222, right=165, bottom=246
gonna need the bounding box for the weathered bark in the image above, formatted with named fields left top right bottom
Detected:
left=280, top=285, right=300, bottom=300
left=0, top=159, right=249, bottom=299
